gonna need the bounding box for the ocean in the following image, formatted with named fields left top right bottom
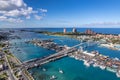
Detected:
left=8, top=28, right=120, bottom=80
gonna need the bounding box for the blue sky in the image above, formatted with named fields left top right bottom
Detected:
left=0, top=0, right=120, bottom=28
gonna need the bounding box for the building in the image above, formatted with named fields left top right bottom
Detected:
left=63, top=28, right=66, bottom=33
left=0, top=64, right=3, bottom=70
left=0, top=53, right=3, bottom=59
left=72, top=28, right=77, bottom=33
left=85, top=29, right=96, bottom=35
left=119, top=34, right=120, bottom=37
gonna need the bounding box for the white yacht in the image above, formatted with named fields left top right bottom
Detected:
left=116, top=70, right=120, bottom=77
left=50, top=75, right=57, bottom=80
left=93, top=63, right=99, bottom=67
left=100, top=65, right=106, bottom=70
left=84, top=61, right=90, bottom=67
left=42, top=68, right=46, bottom=71
left=59, top=69, right=64, bottom=74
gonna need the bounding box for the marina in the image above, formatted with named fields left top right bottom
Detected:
left=69, top=48, right=120, bottom=78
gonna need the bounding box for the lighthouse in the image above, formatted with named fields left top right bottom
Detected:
left=63, top=28, right=66, bottom=33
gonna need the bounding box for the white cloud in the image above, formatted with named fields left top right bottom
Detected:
left=83, top=22, right=120, bottom=26
left=79, top=22, right=120, bottom=28
left=0, top=0, right=47, bottom=22
left=26, top=16, right=30, bottom=19
left=0, top=16, right=23, bottom=22
left=40, top=8, right=47, bottom=13
left=0, top=16, right=7, bottom=20
left=0, top=0, right=26, bottom=11
left=34, top=15, right=42, bottom=20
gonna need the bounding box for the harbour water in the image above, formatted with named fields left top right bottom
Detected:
left=8, top=28, right=120, bottom=80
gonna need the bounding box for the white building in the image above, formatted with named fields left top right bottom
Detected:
left=63, top=28, right=66, bottom=33
left=0, top=64, right=3, bottom=70
left=72, top=28, right=77, bottom=33
left=83, top=51, right=95, bottom=57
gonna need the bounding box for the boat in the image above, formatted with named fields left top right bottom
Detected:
left=116, top=70, right=120, bottom=77
left=70, top=55, right=74, bottom=58
left=59, top=69, right=64, bottom=74
left=42, top=68, right=46, bottom=71
left=100, top=65, right=106, bottom=70
left=34, top=64, right=38, bottom=67
left=93, top=63, right=99, bottom=67
left=106, top=67, right=116, bottom=73
left=75, top=57, right=79, bottom=60
left=50, top=75, right=57, bottom=80
left=114, top=57, right=119, bottom=61
left=84, top=61, right=90, bottom=67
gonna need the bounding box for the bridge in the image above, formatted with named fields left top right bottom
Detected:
left=22, top=43, right=83, bottom=69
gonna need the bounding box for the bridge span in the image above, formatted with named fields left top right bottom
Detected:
left=22, top=43, right=83, bottom=69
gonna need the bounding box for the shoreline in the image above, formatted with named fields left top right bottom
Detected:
left=11, top=54, right=34, bottom=80
left=4, top=29, right=120, bottom=80
left=100, top=43, right=120, bottom=51
left=6, top=43, right=35, bottom=80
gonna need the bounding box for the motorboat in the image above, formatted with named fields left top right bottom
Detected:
left=50, top=75, right=57, bottom=80
left=59, top=69, right=64, bottom=74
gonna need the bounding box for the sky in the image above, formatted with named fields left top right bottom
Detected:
left=0, top=0, right=120, bottom=28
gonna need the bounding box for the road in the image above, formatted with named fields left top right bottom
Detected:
left=4, top=54, right=17, bottom=80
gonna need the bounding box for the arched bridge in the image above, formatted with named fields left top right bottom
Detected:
left=22, top=43, right=83, bottom=69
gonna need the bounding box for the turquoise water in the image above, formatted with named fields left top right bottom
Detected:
left=29, top=57, right=120, bottom=80
left=9, top=29, right=120, bottom=80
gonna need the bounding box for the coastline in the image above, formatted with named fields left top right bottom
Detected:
left=69, top=50, right=120, bottom=78
left=11, top=54, right=34, bottom=80
left=5, top=42, right=35, bottom=80
left=4, top=28, right=120, bottom=80
left=100, top=43, right=120, bottom=51
left=9, top=51, right=34, bottom=80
